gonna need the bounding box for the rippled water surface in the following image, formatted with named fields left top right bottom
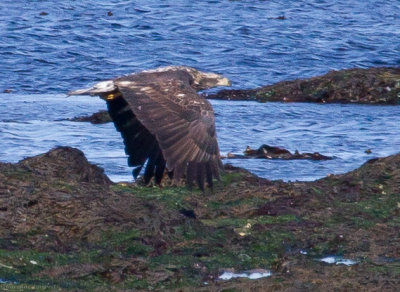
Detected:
left=1, top=0, right=400, bottom=181
left=1, top=94, right=400, bottom=182
left=1, top=0, right=399, bottom=92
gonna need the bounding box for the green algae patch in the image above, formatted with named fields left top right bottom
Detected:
left=0, top=249, right=114, bottom=291
left=1, top=147, right=400, bottom=290
left=201, top=214, right=297, bottom=228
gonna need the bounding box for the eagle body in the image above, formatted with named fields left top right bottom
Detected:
left=69, top=66, right=231, bottom=190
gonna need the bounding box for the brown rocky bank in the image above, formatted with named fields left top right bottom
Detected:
left=0, top=147, right=399, bottom=291
left=207, top=67, right=400, bottom=104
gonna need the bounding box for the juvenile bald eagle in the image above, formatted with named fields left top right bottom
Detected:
left=69, top=66, right=231, bottom=190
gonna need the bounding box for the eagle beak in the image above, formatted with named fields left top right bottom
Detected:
left=68, top=80, right=116, bottom=96
left=67, top=87, right=93, bottom=96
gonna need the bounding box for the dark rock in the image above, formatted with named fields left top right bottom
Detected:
left=19, top=146, right=112, bottom=185
left=223, top=144, right=332, bottom=160
left=0, top=146, right=183, bottom=252
left=69, top=110, right=112, bottom=124
left=207, top=67, right=400, bottom=104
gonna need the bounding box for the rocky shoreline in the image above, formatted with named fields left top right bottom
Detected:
left=207, top=67, right=400, bottom=104
left=1, top=147, right=399, bottom=290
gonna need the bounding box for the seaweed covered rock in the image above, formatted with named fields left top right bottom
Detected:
left=0, top=147, right=399, bottom=290
left=208, top=67, right=400, bottom=104
left=18, top=146, right=112, bottom=185
left=223, top=144, right=332, bottom=160
left=69, top=110, right=112, bottom=124
left=0, top=146, right=183, bottom=252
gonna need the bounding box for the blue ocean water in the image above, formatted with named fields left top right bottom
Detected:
left=1, top=94, right=400, bottom=182
left=0, top=0, right=400, bottom=181
left=1, top=0, right=399, bottom=92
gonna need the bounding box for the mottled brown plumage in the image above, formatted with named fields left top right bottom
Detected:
left=69, top=66, right=231, bottom=190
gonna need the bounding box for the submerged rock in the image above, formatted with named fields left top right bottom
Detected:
left=207, top=67, right=400, bottom=104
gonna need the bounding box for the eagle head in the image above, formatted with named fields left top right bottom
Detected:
left=184, top=67, right=232, bottom=91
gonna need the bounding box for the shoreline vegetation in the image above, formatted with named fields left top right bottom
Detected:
left=0, top=146, right=399, bottom=291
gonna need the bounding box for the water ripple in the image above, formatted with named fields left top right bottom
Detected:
left=1, top=0, right=399, bottom=93
left=2, top=94, right=400, bottom=182
left=1, top=1, right=400, bottom=181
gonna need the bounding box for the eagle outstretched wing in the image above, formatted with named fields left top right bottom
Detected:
left=114, top=77, right=221, bottom=190
left=69, top=66, right=230, bottom=190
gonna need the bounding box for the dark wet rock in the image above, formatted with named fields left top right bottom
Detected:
left=0, top=147, right=399, bottom=290
left=222, top=144, right=332, bottom=160
left=69, top=110, right=112, bottom=124
left=207, top=67, right=400, bottom=104
left=0, top=146, right=183, bottom=251
left=19, top=146, right=112, bottom=185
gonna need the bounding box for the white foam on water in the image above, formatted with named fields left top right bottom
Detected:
left=319, top=256, right=357, bottom=266
left=219, top=269, right=272, bottom=281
